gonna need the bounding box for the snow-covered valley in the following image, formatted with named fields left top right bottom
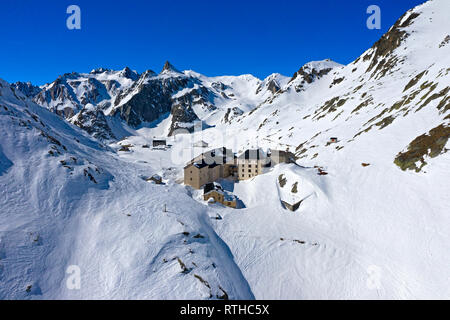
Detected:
left=1, top=0, right=449, bottom=300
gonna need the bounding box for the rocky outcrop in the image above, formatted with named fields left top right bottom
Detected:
left=161, top=61, right=181, bottom=74
left=288, top=59, right=342, bottom=92
left=169, top=103, right=199, bottom=135
left=112, top=71, right=189, bottom=127
left=118, top=66, right=140, bottom=81
left=223, top=107, right=243, bottom=123
left=11, top=82, right=41, bottom=98
left=256, top=79, right=280, bottom=95
left=71, top=104, right=116, bottom=141
left=34, top=76, right=80, bottom=118
left=112, top=63, right=217, bottom=134
left=35, top=68, right=139, bottom=119
left=362, top=10, right=420, bottom=79
left=32, top=63, right=214, bottom=137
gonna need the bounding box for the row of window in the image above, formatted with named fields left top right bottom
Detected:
left=242, top=169, right=258, bottom=173
left=239, top=172, right=258, bottom=177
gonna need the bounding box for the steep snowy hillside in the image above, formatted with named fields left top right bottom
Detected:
left=185, top=0, right=449, bottom=299
left=218, top=0, right=450, bottom=174
left=0, top=79, right=254, bottom=300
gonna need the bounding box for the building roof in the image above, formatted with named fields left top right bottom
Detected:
left=186, top=147, right=234, bottom=168
left=190, top=160, right=220, bottom=170
left=223, top=193, right=236, bottom=202
left=153, top=139, right=166, bottom=147
left=207, top=147, right=234, bottom=163
left=204, top=182, right=236, bottom=202
left=238, top=149, right=266, bottom=160
left=204, top=182, right=223, bottom=194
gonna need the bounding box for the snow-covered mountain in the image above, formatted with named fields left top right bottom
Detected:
left=0, top=78, right=254, bottom=299
left=0, top=0, right=449, bottom=300
left=11, top=81, right=41, bottom=98
left=28, top=61, right=288, bottom=139
left=217, top=0, right=449, bottom=174
left=34, top=67, right=138, bottom=117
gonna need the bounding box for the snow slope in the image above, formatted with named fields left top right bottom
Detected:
left=126, top=0, right=450, bottom=299
left=0, top=79, right=253, bottom=299
left=199, top=0, right=450, bottom=299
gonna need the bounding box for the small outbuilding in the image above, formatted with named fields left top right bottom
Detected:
left=329, top=137, right=338, bottom=143
left=203, top=182, right=237, bottom=208
left=153, top=139, right=167, bottom=148
left=147, top=174, right=163, bottom=184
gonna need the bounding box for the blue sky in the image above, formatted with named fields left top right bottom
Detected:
left=0, top=0, right=425, bottom=85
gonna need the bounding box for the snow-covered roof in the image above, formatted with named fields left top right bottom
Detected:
left=238, top=149, right=266, bottom=160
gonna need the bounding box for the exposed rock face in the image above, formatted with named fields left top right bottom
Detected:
left=35, top=68, right=139, bottom=118
left=30, top=59, right=294, bottom=139
left=288, top=59, right=342, bottom=92
left=33, top=68, right=140, bottom=137
left=169, top=102, right=199, bottom=135
left=118, top=66, right=140, bottom=81
left=256, top=79, right=280, bottom=95
left=362, top=10, right=420, bottom=79
left=266, top=80, right=281, bottom=94
left=211, top=81, right=227, bottom=91
left=71, top=104, right=116, bottom=141
left=112, top=63, right=218, bottom=134
left=394, top=123, right=450, bottom=172
left=112, top=71, right=176, bottom=127
left=255, top=73, right=289, bottom=96
left=290, top=66, right=331, bottom=85
left=11, top=82, right=41, bottom=98
left=223, top=107, right=243, bottom=123
left=34, top=76, right=80, bottom=118
left=438, top=35, right=450, bottom=48
left=161, top=61, right=181, bottom=73
left=35, top=61, right=223, bottom=137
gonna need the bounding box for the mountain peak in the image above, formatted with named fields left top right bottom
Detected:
left=90, top=67, right=111, bottom=74
left=161, top=61, right=181, bottom=74
left=119, top=66, right=139, bottom=80
left=301, top=59, right=343, bottom=72
left=288, top=59, right=343, bottom=86
left=11, top=81, right=41, bottom=98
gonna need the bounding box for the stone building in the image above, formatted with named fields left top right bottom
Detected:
left=184, top=147, right=236, bottom=189
left=203, top=182, right=237, bottom=208
left=237, top=149, right=270, bottom=180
